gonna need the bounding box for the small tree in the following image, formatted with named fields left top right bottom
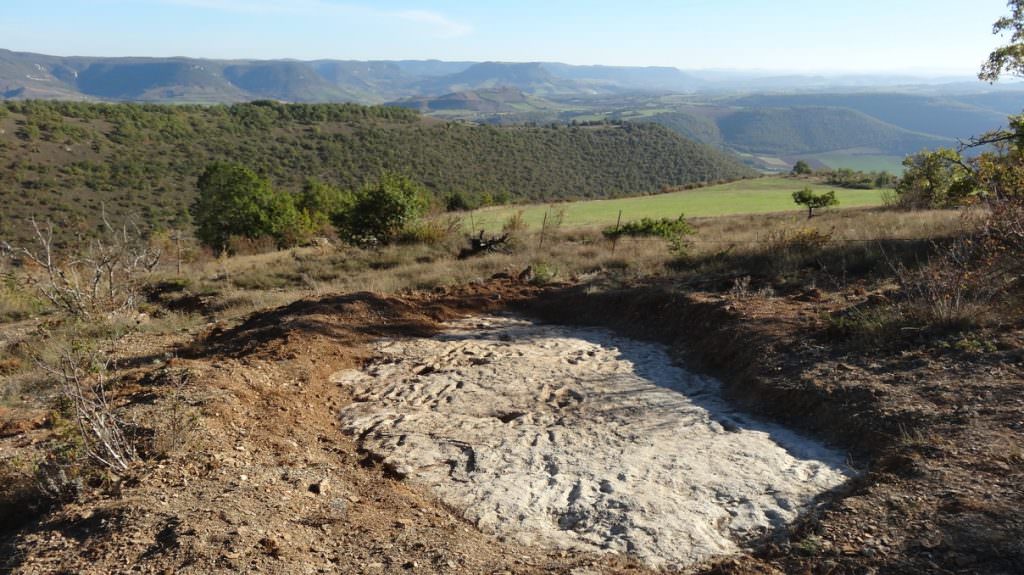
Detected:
left=792, top=187, right=838, bottom=218
left=333, top=172, right=427, bottom=246
left=192, top=162, right=311, bottom=252
left=791, top=160, right=813, bottom=175
left=895, top=149, right=977, bottom=209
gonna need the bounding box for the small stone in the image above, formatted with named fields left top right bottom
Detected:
left=309, top=478, right=330, bottom=495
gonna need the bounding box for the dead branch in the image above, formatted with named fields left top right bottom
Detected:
left=458, top=230, right=511, bottom=259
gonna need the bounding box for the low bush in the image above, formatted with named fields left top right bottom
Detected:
left=603, top=215, right=695, bottom=253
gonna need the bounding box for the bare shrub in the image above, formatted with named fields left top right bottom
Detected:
left=983, top=197, right=1024, bottom=278
left=502, top=210, right=529, bottom=236
left=37, top=347, right=137, bottom=473
left=148, top=368, right=197, bottom=458
left=890, top=234, right=1001, bottom=328
left=11, top=217, right=161, bottom=318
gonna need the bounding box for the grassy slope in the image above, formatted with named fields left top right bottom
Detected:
left=466, top=177, right=885, bottom=231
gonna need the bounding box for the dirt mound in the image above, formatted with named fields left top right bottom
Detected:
left=3, top=290, right=644, bottom=574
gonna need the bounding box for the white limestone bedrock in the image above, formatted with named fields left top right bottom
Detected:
left=336, top=316, right=848, bottom=568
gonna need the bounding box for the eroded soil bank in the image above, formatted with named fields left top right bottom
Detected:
left=338, top=315, right=849, bottom=569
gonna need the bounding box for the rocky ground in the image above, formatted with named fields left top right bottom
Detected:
left=1, top=278, right=1022, bottom=574
left=341, top=315, right=847, bottom=569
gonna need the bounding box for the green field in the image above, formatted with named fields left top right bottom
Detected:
left=464, top=177, right=886, bottom=231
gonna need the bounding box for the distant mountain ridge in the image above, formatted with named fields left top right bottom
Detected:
left=391, top=87, right=544, bottom=114
left=0, top=49, right=706, bottom=103
left=0, top=48, right=996, bottom=104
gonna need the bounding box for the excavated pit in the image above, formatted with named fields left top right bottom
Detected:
left=335, top=315, right=850, bottom=568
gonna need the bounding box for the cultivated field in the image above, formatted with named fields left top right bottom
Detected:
left=466, top=176, right=886, bottom=231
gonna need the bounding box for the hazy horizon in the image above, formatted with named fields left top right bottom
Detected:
left=0, top=1, right=1011, bottom=76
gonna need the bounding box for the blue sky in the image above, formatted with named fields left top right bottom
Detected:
left=0, top=0, right=1012, bottom=74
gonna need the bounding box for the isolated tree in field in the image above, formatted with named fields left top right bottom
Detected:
left=792, top=187, right=838, bottom=218
left=192, top=162, right=310, bottom=252
left=333, top=172, right=427, bottom=246
left=791, top=160, right=813, bottom=175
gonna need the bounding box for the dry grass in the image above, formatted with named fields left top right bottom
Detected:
left=671, top=207, right=970, bottom=291
left=187, top=231, right=673, bottom=311
left=134, top=207, right=968, bottom=324
left=687, top=206, right=964, bottom=249
left=0, top=206, right=976, bottom=416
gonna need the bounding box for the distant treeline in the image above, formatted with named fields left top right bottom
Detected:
left=0, top=100, right=755, bottom=244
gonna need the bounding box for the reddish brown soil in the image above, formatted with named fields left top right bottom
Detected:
left=1, top=279, right=1022, bottom=574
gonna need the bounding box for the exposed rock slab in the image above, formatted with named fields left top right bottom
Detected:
left=337, top=316, right=849, bottom=568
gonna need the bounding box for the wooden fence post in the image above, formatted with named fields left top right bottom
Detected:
left=611, top=210, right=622, bottom=254
left=539, top=210, right=549, bottom=249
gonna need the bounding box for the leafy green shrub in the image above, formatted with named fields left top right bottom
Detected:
left=445, top=191, right=473, bottom=212
left=528, top=261, right=559, bottom=285
left=896, top=149, right=977, bottom=208
left=602, top=215, right=695, bottom=253
left=333, top=172, right=427, bottom=247
left=192, top=162, right=313, bottom=252
left=297, top=179, right=352, bottom=234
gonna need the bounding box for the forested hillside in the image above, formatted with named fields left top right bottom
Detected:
left=728, top=93, right=1009, bottom=140
left=715, top=107, right=947, bottom=155
left=0, top=100, right=754, bottom=244
left=640, top=112, right=724, bottom=148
